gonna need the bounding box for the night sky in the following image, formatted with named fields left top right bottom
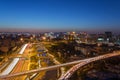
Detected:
left=0, top=0, right=120, bottom=32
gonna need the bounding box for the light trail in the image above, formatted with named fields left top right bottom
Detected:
left=59, top=52, right=120, bottom=80
left=0, top=52, right=120, bottom=79
left=0, top=44, right=28, bottom=75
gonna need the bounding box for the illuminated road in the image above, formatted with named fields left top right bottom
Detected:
left=0, top=44, right=28, bottom=76
left=59, top=51, right=120, bottom=80
left=8, top=45, right=30, bottom=80
left=0, top=51, right=120, bottom=79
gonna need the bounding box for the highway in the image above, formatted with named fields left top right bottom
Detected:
left=8, top=45, right=30, bottom=80
left=0, top=51, right=120, bottom=79
left=0, top=44, right=28, bottom=76
left=59, top=51, right=120, bottom=80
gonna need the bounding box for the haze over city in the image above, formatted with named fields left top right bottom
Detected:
left=0, top=0, right=120, bottom=33
left=0, top=0, right=120, bottom=80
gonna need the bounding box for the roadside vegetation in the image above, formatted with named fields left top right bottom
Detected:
left=43, top=41, right=75, bottom=63
left=44, top=40, right=120, bottom=64
left=29, top=45, right=38, bottom=70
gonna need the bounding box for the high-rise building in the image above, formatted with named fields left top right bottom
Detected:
left=105, top=31, right=112, bottom=42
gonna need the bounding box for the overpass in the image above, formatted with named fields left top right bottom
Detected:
left=59, top=51, right=120, bottom=80
left=0, top=51, right=120, bottom=79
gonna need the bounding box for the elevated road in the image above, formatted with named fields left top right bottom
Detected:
left=0, top=51, right=120, bottom=79
left=59, top=51, right=120, bottom=80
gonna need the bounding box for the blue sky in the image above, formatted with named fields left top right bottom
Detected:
left=0, top=0, right=120, bottom=32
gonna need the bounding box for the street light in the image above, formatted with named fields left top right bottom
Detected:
left=30, top=37, right=33, bottom=40
left=20, top=38, right=24, bottom=42
left=42, top=36, right=46, bottom=40
left=72, top=31, right=75, bottom=34
left=20, top=38, right=23, bottom=41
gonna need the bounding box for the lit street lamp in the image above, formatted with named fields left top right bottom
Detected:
left=20, top=38, right=23, bottom=41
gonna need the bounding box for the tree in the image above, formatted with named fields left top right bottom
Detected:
left=0, top=46, right=9, bottom=53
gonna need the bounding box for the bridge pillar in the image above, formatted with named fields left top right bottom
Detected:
left=27, top=74, right=31, bottom=80
left=57, top=68, right=60, bottom=78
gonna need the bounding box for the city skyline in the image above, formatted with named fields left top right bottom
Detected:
left=0, top=0, right=120, bottom=32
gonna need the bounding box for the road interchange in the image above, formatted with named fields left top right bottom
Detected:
left=0, top=51, right=120, bottom=79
